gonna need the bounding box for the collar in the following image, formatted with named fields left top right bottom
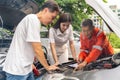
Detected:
left=56, top=28, right=69, bottom=36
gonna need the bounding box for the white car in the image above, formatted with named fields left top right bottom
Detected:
left=40, top=27, right=80, bottom=64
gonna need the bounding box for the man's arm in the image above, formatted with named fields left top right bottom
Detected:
left=31, top=42, right=58, bottom=71
left=78, top=51, right=87, bottom=63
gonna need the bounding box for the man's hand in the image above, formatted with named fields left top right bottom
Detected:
left=47, top=65, right=59, bottom=71
left=74, top=61, right=87, bottom=71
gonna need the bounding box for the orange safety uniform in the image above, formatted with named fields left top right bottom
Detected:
left=79, top=28, right=114, bottom=63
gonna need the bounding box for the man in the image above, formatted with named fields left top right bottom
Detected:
left=3, top=0, right=59, bottom=80
left=75, top=19, right=114, bottom=70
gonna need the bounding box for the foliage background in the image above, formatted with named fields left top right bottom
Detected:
left=107, top=33, right=120, bottom=48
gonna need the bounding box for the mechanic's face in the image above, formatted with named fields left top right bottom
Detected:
left=42, top=8, right=58, bottom=25
left=82, top=26, right=93, bottom=38
left=60, top=22, right=70, bottom=33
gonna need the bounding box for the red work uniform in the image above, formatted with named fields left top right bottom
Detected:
left=79, top=28, right=114, bottom=63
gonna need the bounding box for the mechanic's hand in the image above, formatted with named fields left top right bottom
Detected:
left=74, top=61, right=87, bottom=71
left=47, top=65, right=59, bottom=71
left=77, top=58, right=83, bottom=64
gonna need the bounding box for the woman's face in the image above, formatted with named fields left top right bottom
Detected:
left=60, top=22, right=70, bottom=33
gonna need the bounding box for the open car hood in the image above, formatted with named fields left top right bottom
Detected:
left=0, top=0, right=39, bottom=30
left=85, top=0, right=120, bottom=38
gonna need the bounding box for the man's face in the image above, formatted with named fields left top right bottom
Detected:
left=60, top=22, right=70, bottom=32
left=82, top=26, right=93, bottom=38
left=42, top=8, right=58, bottom=25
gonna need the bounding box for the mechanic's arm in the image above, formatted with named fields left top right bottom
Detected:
left=50, top=43, right=59, bottom=65
left=69, top=40, right=77, bottom=61
left=31, top=42, right=58, bottom=71
left=78, top=33, right=88, bottom=63
left=78, top=51, right=87, bottom=63
left=84, top=32, right=105, bottom=63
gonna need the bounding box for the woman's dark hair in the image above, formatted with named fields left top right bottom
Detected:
left=82, top=19, right=94, bottom=29
left=53, top=13, right=72, bottom=29
left=40, top=0, right=60, bottom=12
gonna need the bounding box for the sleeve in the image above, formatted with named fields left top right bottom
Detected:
left=78, top=33, right=88, bottom=60
left=78, top=51, right=88, bottom=61
left=69, top=25, right=74, bottom=41
left=84, top=32, right=106, bottom=63
left=26, top=16, right=41, bottom=42
left=49, top=28, right=55, bottom=43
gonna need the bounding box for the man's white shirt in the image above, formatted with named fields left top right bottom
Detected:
left=3, top=14, right=41, bottom=75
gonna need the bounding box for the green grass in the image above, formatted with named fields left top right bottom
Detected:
left=107, top=33, right=120, bottom=48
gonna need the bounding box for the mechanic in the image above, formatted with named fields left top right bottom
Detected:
left=3, top=0, right=60, bottom=80
left=75, top=19, right=114, bottom=70
left=49, top=13, right=77, bottom=65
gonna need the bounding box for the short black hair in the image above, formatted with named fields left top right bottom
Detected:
left=41, top=0, right=59, bottom=12
left=82, top=19, right=94, bottom=29
left=53, top=13, right=72, bottom=29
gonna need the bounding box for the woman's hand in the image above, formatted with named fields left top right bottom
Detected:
left=54, top=61, right=59, bottom=66
left=73, top=56, right=77, bottom=61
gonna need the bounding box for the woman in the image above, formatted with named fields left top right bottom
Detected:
left=49, top=13, right=77, bottom=65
